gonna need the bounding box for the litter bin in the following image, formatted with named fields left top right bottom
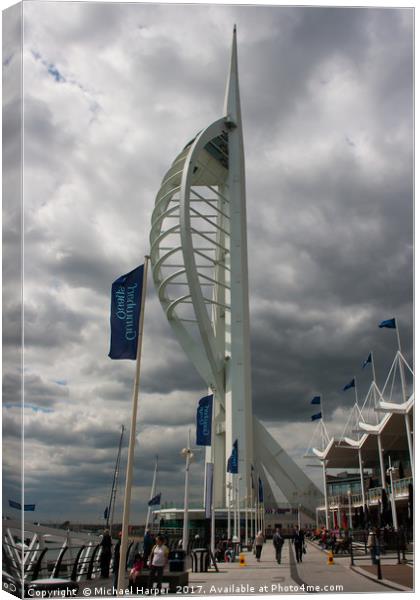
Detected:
left=169, top=550, right=187, bottom=572
left=191, top=548, right=209, bottom=573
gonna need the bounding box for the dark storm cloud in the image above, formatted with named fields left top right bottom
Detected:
left=23, top=292, right=89, bottom=348
left=2, top=372, right=69, bottom=409
left=3, top=3, right=412, bottom=521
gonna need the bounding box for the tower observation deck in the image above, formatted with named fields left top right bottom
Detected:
left=150, top=28, right=322, bottom=518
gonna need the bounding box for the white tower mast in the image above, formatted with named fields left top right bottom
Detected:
left=223, top=26, right=254, bottom=509
left=150, top=28, right=323, bottom=522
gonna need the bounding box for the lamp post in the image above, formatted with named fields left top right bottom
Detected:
left=298, top=503, right=301, bottom=530
left=347, top=489, right=353, bottom=530
left=245, top=494, right=249, bottom=545
left=181, top=430, right=194, bottom=551
left=387, top=458, right=398, bottom=530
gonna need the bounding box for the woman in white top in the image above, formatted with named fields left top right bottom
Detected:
left=255, top=531, right=265, bottom=562
left=147, top=535, right=169, bottom=591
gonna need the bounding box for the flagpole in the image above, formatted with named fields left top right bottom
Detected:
left=370, top=352, right=377, bottom=384
left=322, top=460, right=329, bottom=529
left=358, top=448, right=366, bottom=520
left=227, top=481, right=232, bottom=539
left=145, top=455, right=158, bottom=532
left=233, top=478, right=238, bottom=539
left=210, top=389, right=216, bottom=555
left=109, top=425, right=125, bottom=537
left=237, top=476, right=242, bottom=543
left=370, top=352, right=387, bottom=489
left=117, top=256, right=149, bottom=595
left=250, top=487, right=254, bottom=540
left=354, top=376, right=358, bottom=405
left=182, top=431, right=193, bottom=551
left=395, top=317, right=402, bottom=354
left=395, top=319, right=413, bottom=471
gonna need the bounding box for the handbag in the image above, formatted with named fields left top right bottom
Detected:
left=303, top=545, right=306, bottom=554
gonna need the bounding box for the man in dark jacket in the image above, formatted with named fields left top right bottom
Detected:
left=143, top=529, right=154, bottom=564
left=112, top=533, right=121, bottom=594
left=100, top=530, right=112, bottom=577
left=272, top=528, right=284, bottom=564
left=293, top=528, right=305, bottom=563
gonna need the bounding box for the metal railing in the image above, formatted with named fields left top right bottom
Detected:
left=2, top=541, right=104, bottom=583
left=318, top=477, right=412, bottom=512
left=349, top=530, right=410, bottom=581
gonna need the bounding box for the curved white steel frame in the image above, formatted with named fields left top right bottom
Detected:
left=150, top=29, right=322, bottom=517
left=150, top=118, right=229, bottom=400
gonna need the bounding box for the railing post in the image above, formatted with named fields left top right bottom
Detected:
left=32, top=548, right=48, bottom=581
left=52, top=546, right=69, bottom=579
left=86, top=544, right=101, bottom=581
left=71, top=546, right=86, bottom=581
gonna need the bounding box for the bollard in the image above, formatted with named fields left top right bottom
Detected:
left=327, top=551, right=334, bottom=566
left=376, top=555, right=382, bottom=580
left=350, top=540, right=354, bottom=566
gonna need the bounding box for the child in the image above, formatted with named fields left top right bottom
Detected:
left=129, top=553, right=144, bottom=593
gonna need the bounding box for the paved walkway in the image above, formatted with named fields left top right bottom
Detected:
left=294, top=541, right=396, bottom=593
left=355, top=564, right=413, bottom=591
left=76, top=541, right=411, bottom=596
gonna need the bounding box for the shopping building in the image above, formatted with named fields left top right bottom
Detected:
left=310, top=349, right=413, bottom=535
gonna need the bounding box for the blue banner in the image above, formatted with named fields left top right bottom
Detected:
left=379, top=318, right=396, bottom=329
left=311, top=396, right=321, bottom=405
left=362, top=353, right=372, bottom=369
left=148, top=493, right=161, bottom=507
left=109, top=265, right=144, bottom=360
left=343, top=378, right=355, bottom=391
left=9, top=500, right=36, bottom=511
left=196, top=394, right=213, bottom=446
left=227, top=440, right=238, bottom=473
left=311, top=412, right=322, bottom=421
left=258, top=477, right=264, bottom=503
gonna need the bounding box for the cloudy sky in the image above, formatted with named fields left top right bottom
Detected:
left=2, top=1, right=413, bottom=523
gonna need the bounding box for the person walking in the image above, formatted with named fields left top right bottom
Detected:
left=255, top=531, right=265, bottom=562
left=272, top=528, right=284, bottom=564
left=99, top=529, right=112, bottom=578
left=293, top=527, right=304, bottom=563
left=147, top=535, right=169, bottom=592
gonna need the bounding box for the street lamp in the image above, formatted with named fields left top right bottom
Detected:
left=181, top=430, right=194, bottom=551
left=347, top=489, right=353, bottom=530
left=387, top=458, right=398, bottom=530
